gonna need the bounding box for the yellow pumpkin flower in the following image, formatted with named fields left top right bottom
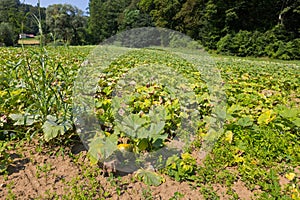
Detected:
left=117, top=144, right=133, bottom=152
left=285, top=172, right=296, bottom=181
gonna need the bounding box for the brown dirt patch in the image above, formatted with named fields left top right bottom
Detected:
left=0, top=141, right=83, bottom=199
left=0, top=140, right=203, bottom=199
left=231, top=179, right=255, bottom=200
left=1, top=140, right=296, bottom=199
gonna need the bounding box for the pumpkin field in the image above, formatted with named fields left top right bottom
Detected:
left=0, top=45, right=299, bottom=199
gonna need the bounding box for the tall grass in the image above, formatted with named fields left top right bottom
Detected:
left=11, top=0, right=74, bottom=140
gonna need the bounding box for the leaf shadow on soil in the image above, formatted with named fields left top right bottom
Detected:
left=6, top=153, right=30, bottom=175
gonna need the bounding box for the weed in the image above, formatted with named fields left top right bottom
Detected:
left=169, top=191, right=185, bottom=200
left=200, top=185, right=220, bottom=200
left=142, top=186, right=154, bottom=200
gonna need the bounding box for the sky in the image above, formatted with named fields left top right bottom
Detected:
left=23, top=0, right=89, bottom=12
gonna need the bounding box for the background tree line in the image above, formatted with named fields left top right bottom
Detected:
left=88, top=0, right=300, bottom=59
left=0, top=0, right=46, bottom=46
left=1, top=0, right=299, bottom=59
left=0, top=0, right=88, bottom=46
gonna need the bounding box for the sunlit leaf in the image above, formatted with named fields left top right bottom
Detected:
left=135, top=169, right=165, bottom=186
left=137, top=138, right=149, bottom=151
left=237, top=117, right=253, bottom=127
left=9, top=113, right=40, bottom=126
left=42, top=115, right=72, bottom=142
left=292, top=118, right=300, bottom=127
left=257, top=110, right=275, bottom=125
left=225, top=131, right=233, bottom=143
left=89, top=134, right=118, bottom=161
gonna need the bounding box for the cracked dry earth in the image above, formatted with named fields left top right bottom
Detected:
left=0, top=139, right=291, bottom=200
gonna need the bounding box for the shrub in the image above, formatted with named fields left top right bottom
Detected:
left=217, top=31, right=255, bottom=57
left=274, top=39, right=300, bottom=60
left=265, top=40, right=283, bottom=58
left=216, top=25, right=300, bottom=60
left=251, top=31, right=266, bottom=57
left=216, top=33, right=232, bottom=54
left=231, top=30, right=253, bottom=56
left=0, top=23, right=15, bottom=46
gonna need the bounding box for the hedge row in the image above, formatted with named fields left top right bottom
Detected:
left=216, top=26, right=300, bottom=60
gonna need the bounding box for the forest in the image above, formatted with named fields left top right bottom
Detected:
left=0, top=0, right=299, bottom=59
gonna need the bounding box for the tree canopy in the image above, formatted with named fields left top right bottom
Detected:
left=0, top=0, right=299, bottom=59
left=46, top=4, right=88, bottom=45
left=86, top=0, right=300, bottom=59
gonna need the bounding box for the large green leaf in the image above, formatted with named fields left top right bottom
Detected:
left=89, top=134, right=118, bottom=161
left=135, top=169, right=165, bottom=186
left=137, top=121, right=166, bottom=140
left=227, top=104, right=243, bottom=114
left=237, top=116, right=253, bottom=127
left=136, top=138, right=149, bottom=151
left=123, top=114, right=148, bottom=131
left=42, top=115, right=72, bottom=142
left=117, top=114, right=148, bottom=138
left=148, top=105, right=166, bottom=124
left=9, top=113, right=40, bottom=126
left=278, top=107, right=299, bottom=119
left=292, top=118, right=300, bottom=127
left=257, top=110, right=275, bottom=125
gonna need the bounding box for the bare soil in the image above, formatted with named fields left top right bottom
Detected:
left=0, top=140, right=294, bottom=200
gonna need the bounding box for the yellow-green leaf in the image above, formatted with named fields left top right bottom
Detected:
left=258, top=110, right=275, bottom=125
left=225, top=131, right=233, bottom=143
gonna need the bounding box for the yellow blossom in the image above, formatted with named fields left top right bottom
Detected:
left=181, top=153, right=192, bottom=161
left=285, top=172, right=296, bottom=181
left=117, top=144, right=133, bottom=152
left=225, top=131, right=233, bottom=143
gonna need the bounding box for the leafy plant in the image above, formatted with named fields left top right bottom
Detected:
left=114, top=105, right=168, bottom=153
left=88, top=49, right=208, bottom=171
left=42, top=115, right=73, bottom=142
left=169, top=192, right=185, bottom=200
left=135, top=168, right=165, bottom=186
left=164, top=153, right=197, bottom=182
left=0, top=46, right=90, bottom=141
left=0, top=141, right=11, bottom=173
left=0, top=44, right=299, bottom=198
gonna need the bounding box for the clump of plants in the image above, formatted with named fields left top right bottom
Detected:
left=163, top=153, right=197, bottom=182
left=86, top=49, right=209, bottom=185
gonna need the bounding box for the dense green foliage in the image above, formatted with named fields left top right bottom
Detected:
left=88, top=0, right=300, bottom=59
left=46, top=4, right=88, bottom=45
left=0, top=46, right=91, bottom=144
left=0, top=46, right=299, bottom=198
left=0, top=1, right=299, bottom=197
left=1, top=0, right=299, bottom=59
left=216, top=27, right=300, bottom=60
left=0, top=22, right=15, bottom=46
left=0, top=0, right=46, bottom=45
left=0, top=0, right=86, bottom=46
